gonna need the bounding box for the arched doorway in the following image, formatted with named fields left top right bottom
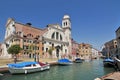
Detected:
left=56, top=49, right=59, bottom=58
left=55, top=45, right=61, bottom=58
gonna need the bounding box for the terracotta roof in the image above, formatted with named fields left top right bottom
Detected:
left=14, top=22, right=48, bottom=38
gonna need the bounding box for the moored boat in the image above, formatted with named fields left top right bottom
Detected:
left=58, top=58, right=72, bottom=65
left=7, top=61, right=50, bottom=74
left=74, top=58, right=83, bottom=63
left=103, top=58, right=115, bottom=67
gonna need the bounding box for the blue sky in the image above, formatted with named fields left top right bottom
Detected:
left=0, top=0, right=120, bottom=50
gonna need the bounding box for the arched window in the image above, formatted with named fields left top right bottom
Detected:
left=64, top=22, right=65, bottom=26
left=56, top=32, right=59, bottom=40
left=66, top=22, right=67, bottom=26
left=60, top=34, right=62, bottom=41
left=51, top=32, right=55, bottom=39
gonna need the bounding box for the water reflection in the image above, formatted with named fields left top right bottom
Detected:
left=1, top=59, right=115, bottom=80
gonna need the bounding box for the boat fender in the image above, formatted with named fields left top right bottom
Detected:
left=41, top=68, right=43, bottom=70
left=25, top=70, right=27, bottom=74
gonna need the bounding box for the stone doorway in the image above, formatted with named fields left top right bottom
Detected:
left=55, top=45, right=61, bottom=58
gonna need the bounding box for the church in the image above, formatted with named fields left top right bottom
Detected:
left=0, top=15, right=72, bottom=59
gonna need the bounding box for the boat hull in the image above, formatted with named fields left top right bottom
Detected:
left=75, top=60, right=82, bottom=63
left=74, top=58, right=83, bottom=63
left=103, top=61, right=114, bottom=67
left=58, top=62, right=72, bottom=66
left=103, top=58, right=115, bottom=67
left=8, top=64, right=50, bottom=74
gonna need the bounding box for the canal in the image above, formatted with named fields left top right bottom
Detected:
left=0, top=59, right=115, bottom=80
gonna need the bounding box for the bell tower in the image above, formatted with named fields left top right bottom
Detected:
left=62, top=15, right=72, bottom=56
left=62, top=15, right=71, bottom=29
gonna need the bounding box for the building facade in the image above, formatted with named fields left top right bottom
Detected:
left=116, top=27, right=120, bottom=59
left=42, top=15, right=72, bottom=59
left=79, top=43, right=92, bottom=60
left=0, top=43, right=2, bottom=56
left=91, top=48, right=99, bottom=59
left=103, top=39, right=117, bottom=58
left=71, top=39, right=79, bottom=59
left=1, top=15, right=72, bottom=59
left=4, top=18, right=46, bottom=58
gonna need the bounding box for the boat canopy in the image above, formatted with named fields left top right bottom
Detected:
left=8, top=62, right=38, bottom=68
left=103, top=58, right=114, bottom=62
left=58, top=59, right=71, bottom=63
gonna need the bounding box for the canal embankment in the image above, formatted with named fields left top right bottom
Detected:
left=95, top=72, right=120, bottom=80
left=0, top=66, right=8, bottom=73
left=0, top=61, right=58, bottom=73
left=0, top=59, right=116, bottom=80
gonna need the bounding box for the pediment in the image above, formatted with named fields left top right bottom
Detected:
left=6, top=18, right=14, bottom=27
left=47, top=24, right=63, bottom=31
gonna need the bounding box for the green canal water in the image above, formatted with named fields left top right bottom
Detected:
left=1, top=59, right=115, bottom=80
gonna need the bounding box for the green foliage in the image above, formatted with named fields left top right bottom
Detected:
left=48, top=49, right=52, bottom=55
left=48, top=47, right=54, bottom=56
left=7, top=45, right=22, bottom=55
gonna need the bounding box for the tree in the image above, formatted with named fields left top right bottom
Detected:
left=48, top=47, right=54, bottom=58
left=7, top=45, right=22, bottom=63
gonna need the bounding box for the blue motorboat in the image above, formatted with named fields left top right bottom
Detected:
left=74, top=58, right=83, bottom=63
left=103, top=58, right=115, bottom=67
left=58, top=58, right=72, bottom=65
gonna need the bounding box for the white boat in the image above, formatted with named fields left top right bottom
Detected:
left=58, top=58, right=72, bottom=65
left=114, top=57, right=120, bottom=70
left=7, top=61, right=50, bottom=74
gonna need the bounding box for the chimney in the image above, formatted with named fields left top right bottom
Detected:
left=26, top=23, right=32, bottom=26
